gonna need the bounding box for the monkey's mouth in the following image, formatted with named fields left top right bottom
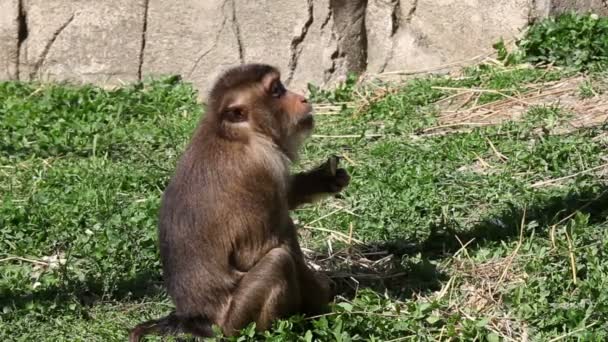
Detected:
left=298, top=113, right=314, bottom=130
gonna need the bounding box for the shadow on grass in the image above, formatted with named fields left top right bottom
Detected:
left=421, top=184, right=608, bottom=256
left=318, top=183, right=608, bottom=300
left=0, top=269, right=165, bottom=313
left=307, top=246, right=447, bottom=301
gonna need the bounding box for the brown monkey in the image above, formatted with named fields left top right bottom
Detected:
left=129, top=64, right=350, bottom=341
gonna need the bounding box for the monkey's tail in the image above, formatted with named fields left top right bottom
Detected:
left=129, top=311, right=214, bottom=342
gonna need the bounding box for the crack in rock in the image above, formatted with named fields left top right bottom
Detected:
left=390, top=0, right=401, bottom=35
left=323, top=48, right=339, bottom=83
left=380, top=0, right=401, bottom=73
left=320, top=3, right=333, bottom=31
left=528, top=0, right=536, bottom=23
left=527, top=0, right=544, bottom=24
left=322, top=0, right=369, bottom=83
left=138, top=0, right=150, bottom=81
left=188, top=0, right=231, bottom=77
left=16, top=0, right=28, bottom=80
left=230, top=0, right=245, bottom=64
left=405, top=0, right=417, bottom=23
left=286, top=0, right=314, bottom=84
left=32, top=12, right=75, bottom=78
left=329, top=0, right=368, bottom=76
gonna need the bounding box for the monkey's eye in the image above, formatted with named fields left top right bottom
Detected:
left=223, top=107, right=247, bottom=123
left=270, top=81, right=286, bottom=98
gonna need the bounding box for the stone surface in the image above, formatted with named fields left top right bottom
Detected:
left=143, top=0, right=242, bottom=98
left=288, top=0, right=368, bottom=92
left=18, top=0, right=145, bottom=85
left=551, top=0, right=608, bottom=15
left=0, top=0, right=19, bottom=80
left=143, top=0, right=360, bottom=96
left=234, top=0, right=310, bottom=85
left=366, top=0, right=531, bottom=75
left=284, top=0, right=337, bottom=91
left=1, top=0, right=607, bottom=93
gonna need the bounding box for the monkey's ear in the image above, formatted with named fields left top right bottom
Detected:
left=221, top=106, right=248, bottom=123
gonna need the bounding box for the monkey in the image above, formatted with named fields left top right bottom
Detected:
left=129, top=63, right=350, bottom=341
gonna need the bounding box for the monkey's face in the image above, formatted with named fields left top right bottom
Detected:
left=214, top=67, right=313, bottom=157
left=262, top=75, right=314, bottom=138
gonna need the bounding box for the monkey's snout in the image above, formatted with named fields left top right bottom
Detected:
left=299, top=114, right=314, bottom=129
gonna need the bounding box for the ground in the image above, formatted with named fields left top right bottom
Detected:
left=1, top=62, right=608, bottom=341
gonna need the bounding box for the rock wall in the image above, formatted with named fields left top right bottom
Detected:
left=0, top=0, right=606, bottom=97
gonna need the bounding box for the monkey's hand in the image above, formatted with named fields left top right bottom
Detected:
left=288, top=156, right=350, bottom=209
left=316, top=155, right=350, bottom=193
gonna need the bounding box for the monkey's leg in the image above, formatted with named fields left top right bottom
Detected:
left=297, top=260, right=333, bottom=315
left=220, top=247, right=301, bottom=335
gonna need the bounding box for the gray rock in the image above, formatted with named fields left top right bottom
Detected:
left=144, top=0, right=374, bottom=96
left=286, top=0, right=338, bottom=92
left=288, top=0, right=368, bottom=92
left=18, top=0, right=145, bottom=85
left=551, top=0, right=608, bottom=15
left=143, top=0, right=242, bottom=98
left=234, top=0, right=309, bottom=83
left=366, top=0, right=530, bottom=75
left=2, top=0, right=607, bottom=92
left=0, top=0, right=19, bottom=80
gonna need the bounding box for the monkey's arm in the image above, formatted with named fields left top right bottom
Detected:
left=288, top=156, right=350, bottom=209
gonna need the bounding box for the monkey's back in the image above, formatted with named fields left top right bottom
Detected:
left=158, top=137, right=289, bottom=319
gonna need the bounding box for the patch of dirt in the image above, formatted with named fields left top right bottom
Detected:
left=437, top=255, right=530, bottom=341
left=427, top=74, right=608, bottom=135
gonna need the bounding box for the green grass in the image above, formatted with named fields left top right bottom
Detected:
left=495, top=12, right=608, bottom=71
left=1, top=63, right=608, bottom=341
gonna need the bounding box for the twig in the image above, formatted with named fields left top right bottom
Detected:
left=330, top=272, right=407, bottom=280
left=486, top=138, right=509, bottom=161
left=302, top=226, right=363, bottom=244
left=531, top=62, right=554, bottom=83
left=315, top=111, right=343, bottom=116
left=440, top=85, right=575, bottom=120
left=433, top=90, right=473, bottom=106
left=436, top=277, right=455, bottom=300
left=311, top=134, right=383, bottom=139
left=385, top=334, right=417, bottom=342
left=473, top=152, right=492, bottom=169
left=547, top=322, right=597, bottom=342
left=564, top=229, right=578, bottom=285
left=432, top=86, right=531, bottom=106
left=550, top=189, right=608, bottom=249
left=456, top=92, right=477, bottom=111
left=453, top=238, right=476, bottom=258
left=550, top=223, right=558, bottom=250
left=423, top=122, right=493, bottom=132
left=531, top=162, right=608, bottom=188
left=493, top=207, right=526, bottom=295
left=377, top=53, right=492, bottom=76
left=341, top=153, right=357, bottom=166
left=454, top=235, right=474, bottom=264
left=305, top=310, right=402, bottom=320
left=305, top=208, right=344, bottom=226
left=0, top=256, right=50, bottom=266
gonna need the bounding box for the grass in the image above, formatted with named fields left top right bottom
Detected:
left=2, top=12, right=608, bottom=339
left=495, top=12, right=608, bottom=71
left=1, top=63, right=607, bottom=341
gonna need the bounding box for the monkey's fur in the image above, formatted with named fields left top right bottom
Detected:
left=129, top=64, right=350, bottom=341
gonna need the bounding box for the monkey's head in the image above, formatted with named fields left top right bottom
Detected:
left=207, top=64, right=314, bottom=159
